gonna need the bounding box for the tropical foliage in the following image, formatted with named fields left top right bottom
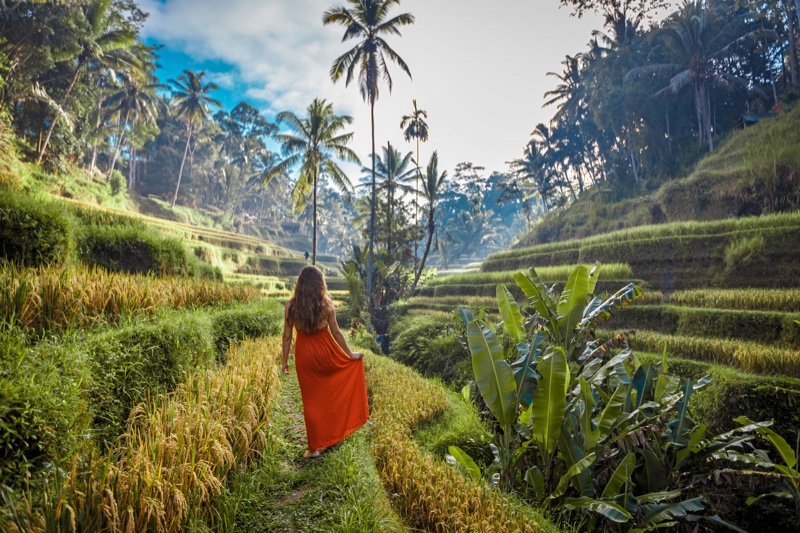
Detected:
left=450, top=264, right=778, bottom=530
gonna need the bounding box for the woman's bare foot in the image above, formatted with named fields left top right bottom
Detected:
left=303, top=447, right=327, bottom=458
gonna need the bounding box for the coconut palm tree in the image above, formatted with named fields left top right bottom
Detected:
left=268, top=98, right=360, bottom=264
left=102, top=73, right=164, bottom=179
left=371, top=142, right=415, bottom=262
left=36, top=0, right=137, bottom=164
left=169, top=70, right=221, bottom=207
left=627, top=0, right=774, bottom=151
left=323, top=0, right=415, bottom=308
left=400, top=99, right=428, bottom=261
left=406, top=151, right=447, bottom=295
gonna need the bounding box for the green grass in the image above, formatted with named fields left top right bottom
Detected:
left=211, top=359, right=407, bottom=533
left=430, top=263, right=632, bottom=286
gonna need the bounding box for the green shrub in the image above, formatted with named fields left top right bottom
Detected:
left=108, top=170, right=126, bottom=196
left=0, top=328, right=90, bottom=487
left=85, top=313, right=216, bottom=443
left=390, top=315, right=471, bottom=387
left=187, top=252, right=223, bottom=281
left=724, top=233, right=765, bottom=273
left=0, top=189, right=75, bottom=266
left=638, top=353, right=800, bottom=442
left=78, top=224, right=188, bottom=275
left=210, top=299, right=284, bottom=359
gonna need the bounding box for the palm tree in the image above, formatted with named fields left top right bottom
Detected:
left=36, top=0, right=137, bottom=164
left=371, top=142, right=415, bottom=262
left=627, top=1, right=773, bottom=151
left=102, top=73, right=164, bottom=180
left=406, top=151, right=447, bottom=295
left=169, top=70, right=221, bottom=207
left=400, top=99, right=428, bottom=262
left=268, top=98, right=360, bottom=264
left=323, top=0, right=415, bottom=308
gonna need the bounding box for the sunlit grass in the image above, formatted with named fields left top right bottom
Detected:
left=428, top=262, right=632, bottom=286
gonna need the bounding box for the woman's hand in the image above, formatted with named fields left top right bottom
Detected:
left=282, top=364, right=290, bottom=375
left=351, top=351, right=364, bottom=360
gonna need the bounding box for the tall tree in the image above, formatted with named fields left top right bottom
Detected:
left=323, top=0, right=415, bottom=309
left=628, top=1, right=773, bottom=151
left=268, top=98, right=360, bottom=264
left=36, top=0, right=136, bottom=164
left=406, top=151, right=447, bottom=294
left=372, top=141, right=415, bottom=262
left=168, top=70, right=221, bottom=207
left=102, top=73, right=163, bottom=179
left=400, top=98, right=428, bottom=263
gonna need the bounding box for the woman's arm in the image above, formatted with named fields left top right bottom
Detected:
left=327, top=301, right=363, bottom=360
left=281, top=302, right=293, bottom=374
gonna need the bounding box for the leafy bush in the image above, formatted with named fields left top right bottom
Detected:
left=85, top=313, right=217, bottom=442
left=78, top=224, right=188, bottom=275
left=0, top=329, right=90, bottom=487
left=0, top=189, right=75, bottom=266
left=108, top=170, right=126, bottom=196
left=210, top=299, right=284, bottom=359
left=390, top=315, right=471, bottom=386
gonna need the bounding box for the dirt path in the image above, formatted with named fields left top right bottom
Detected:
left=211, top=360, right=408, bottom=533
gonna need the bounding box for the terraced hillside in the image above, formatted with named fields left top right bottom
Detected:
left=398, top=212, right=800, bottom=437
left=60, top=198, right=346, bottom=287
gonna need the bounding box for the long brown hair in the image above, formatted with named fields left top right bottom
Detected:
left=287, top=265, right=331, bottom=333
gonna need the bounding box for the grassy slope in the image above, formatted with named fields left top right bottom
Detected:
left=517, top=105, right=800, bottom=247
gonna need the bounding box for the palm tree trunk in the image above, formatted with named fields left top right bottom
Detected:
left=786, top=4, right=799, bottom=85
left=108, top=111, right=130, bottom=180
left=414, top=137, right=420, bottom=269
left=128, top=146, right=135, bottom=190
left=410, top=211, right=434, bottom=295
left=312, top=165, right=318, bottom=265
left=366, top=100, right=376, bottom=311
left=387, top=142, right=393, bottom=263
left=37, top=65, right=81, bottom=165
left=172, top=120, right=193, bottom=208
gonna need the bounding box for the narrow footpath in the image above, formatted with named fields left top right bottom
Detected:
left=211, top=359, right=408, bottom=533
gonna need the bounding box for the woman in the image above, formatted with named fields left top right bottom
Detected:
left=281, top=265, right=369, bottom=458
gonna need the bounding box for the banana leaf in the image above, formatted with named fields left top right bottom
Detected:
left=467, top=319, right=518, bottom=428
left=578, top=283, right=644, bottom=330
left=531, top=347, right=569, bottom=453
left=559, top=425, right=593, bottom=497
left=636, top=449, right=668, bottom=493
left=447, top=445, right=482, bottom=481
left=579, top=377, right=600, bottom=451
left=512, top=333, right=545, bottom=409
left=735, top=416, right=797, bottom=469
left=551, top=452, right=596, bottom=499
left=497, top=284, right=526, bottom=342
left=641, top=497, right=706, bottom=528
left=514, top=269, right=557, bottom=332
left=601, top=452, right=637, bottom=498
left=525, top=466, right=546, bottom=503
left=557, top=265, right=591, bottom=345
left=595, top=383, right=628, bottom=440
left=564, top=497, right=632, bottom=523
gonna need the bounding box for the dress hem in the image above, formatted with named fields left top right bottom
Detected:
left=308, top=418, right=369, bottom=451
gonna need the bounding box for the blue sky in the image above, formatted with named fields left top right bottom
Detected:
left=139, top=0, right=675, bottom=176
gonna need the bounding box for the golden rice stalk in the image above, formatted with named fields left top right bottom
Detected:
left=365, top=354, right=542, bottom=532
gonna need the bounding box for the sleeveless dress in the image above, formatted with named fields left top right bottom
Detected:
left=294, top=327, right=369, bottom=450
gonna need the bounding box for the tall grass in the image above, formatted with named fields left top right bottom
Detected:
left=599, top=328, right=800, bottom=377
left=1, top=337, right=281, bottom=532
left=0, top=263, right=261, bottom=333
left=667, top=288, right=800, bottom=312
left=366, top=353, right=549, bottom=532
left=429, top=263, right=632, bottom=286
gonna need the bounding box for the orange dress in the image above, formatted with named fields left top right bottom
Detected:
left=294, top=327, right=369, bottom=451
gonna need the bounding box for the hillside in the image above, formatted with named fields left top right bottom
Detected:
left=517, top=105, right=800, bottom=247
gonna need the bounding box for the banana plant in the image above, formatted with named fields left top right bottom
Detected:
left=449, top=264, right=757, bottom=531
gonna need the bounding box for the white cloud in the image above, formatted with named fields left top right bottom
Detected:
left=140, top=0, right=608, bottom=176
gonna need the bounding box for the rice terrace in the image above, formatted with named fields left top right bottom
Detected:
left=2, top=0, right=800, bottom=531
